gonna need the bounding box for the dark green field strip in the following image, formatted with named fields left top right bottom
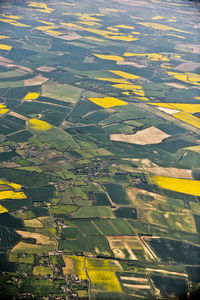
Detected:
left=0, top=169, right=49, bottom=186
left=0, top=225, right=21, bottom=250
left=8, top=130, right=33, bottom=142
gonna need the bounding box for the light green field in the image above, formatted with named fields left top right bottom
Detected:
left=49, top=205, right=78, bottom=215
left=71, top=206, right=114, bottom=218
left=33, top=266, right=52, bottom=276
left=19, top=254, right=35, bottom=264
left=42, top=82, right=82, bottom=103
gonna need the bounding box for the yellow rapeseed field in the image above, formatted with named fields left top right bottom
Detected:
left=88, top=270, right=122, bottom=292
left=148, top=103, right=200, bottom=114
left=167, top=71, right=200, bottom=85
left=173, top=112, right=200, bottom=129
left=0, top=108, right=9, bottom=114
left=107, top=26, right=119, bottom=32
left=34, top=9, right=53, bottom=14
left=100, top=8, right=119, bottom=13
left=167, top=33, right=185, bottom=39
left=1, top=14, right=22, bottom=20
left=132, top=31, right=141, bottom=35
left=28, top=119, right=52, bottom=131
left=185, top=145, right=200, bottom=154
left=148, top=103, right=176, bottom=109
left=0, top=35, right=9, bottom=39
left=0, top=190, right=26, bottom=200
left=148, top=103, right=200, bottom=128
left=93, top=53, right=124, bottom=61
left=116, top=24, right=135, bottom=29
left=28, top=2, right=54, bottom=13
left=0, top=205, right=8, bottom=214
left=135, top=96, right=149, bottom=101
left=88, top=97, right=128, bottom=108
left=103, top=35, right=138, bottom=42
left=46, top=30, right=63, bottom=35
left=36, top=25, right=58, bottom=31
left=161, top=64, right=173, bottom=69
left=0, top=44, right=12, bottom=51
left=152, top=176, right=200, bottom=196
left=62, top=22, right=136, bottom=42
left=24, top=92, right=40, bottom=100
left=85, top=36, right=104, bottom=41
left=131, top=31, right=141, bottom=35
left=112, top=83, right=145, bottom=96
left=138, top=22, right=191, bottom=33
left=0, top=104, right=6, bottom=109
left=124, top=52, right=169, bottom=61
left=152, top=16, right=164, bottom=20
left=0, top=18, right=30, bottom=27
left=61, top=22, right=83, bottom=29
left=109, top=70, right=139, bottom=79
left=171, top=104, right=200, bottom=114
left=0, top=180, right=21, bottom=189
left=68, top=255, right=87, bottom=280
left=28, top=2, right=49, bottom=9
left=182, top=72, right=200, bottom=84
left=76, top=13, right=102, bottom=22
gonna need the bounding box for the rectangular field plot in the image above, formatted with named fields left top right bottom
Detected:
left=71, top=206, right=114, bottom=218
left=93, top=219, right=120, bottom=236
left=119, top=271, right=154, bottom=298
left=86, top=257, right=122, bottom=271
left=59, top=234, right=113, bottom=256
left=139, top=209, right=196, bottom=233
left=150, top=273, right=187, bottom=299
left=107, top=236, right=149, bottom=260
left=109, top=219, right=136, bottom=235
left=88, top=269, right=122, bottom=292
left=145, top=237, right=200, bottom=265
left=62, top=255, right=87, bottom=280
left=74, top=220, right=103, bottom=236
left=104, top=183, right=130, bottom=204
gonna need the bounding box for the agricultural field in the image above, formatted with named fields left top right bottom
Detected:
left=0, top=0, right=199, bottom=299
